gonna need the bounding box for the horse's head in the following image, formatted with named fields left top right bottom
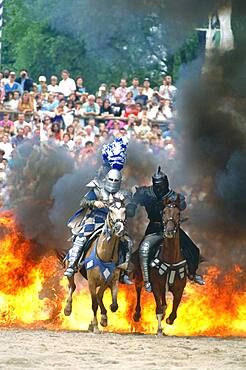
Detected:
left=162, top=198, right=180, bottom=239
left=107, top=193, right=126, bottom=237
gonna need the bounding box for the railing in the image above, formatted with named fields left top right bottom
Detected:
left=0, top=110, right=170, bottom=127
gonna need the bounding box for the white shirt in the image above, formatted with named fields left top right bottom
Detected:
left=14, top=120, right=29, bottom=131
left=0, top=142, right=13, bottom=159
left=58, top=78, right=76, bottom=97
left=47, top=84, right=60, bottom=93
left=159, top=84, right=177, bottom=101
left=142, top=87, right=154, bottom=100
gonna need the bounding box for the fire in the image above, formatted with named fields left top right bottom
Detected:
left=0, top=212, right=245, bottom=336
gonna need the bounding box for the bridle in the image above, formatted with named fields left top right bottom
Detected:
left=163, top=203, right=180, bottom=236
left=107, top=202, right=126, bottom=231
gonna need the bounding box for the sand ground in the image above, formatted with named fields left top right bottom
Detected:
left=0, top=329, right=245, bottom=370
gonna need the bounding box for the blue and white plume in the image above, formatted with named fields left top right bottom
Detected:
left=102, top=137, right=128, bottom=171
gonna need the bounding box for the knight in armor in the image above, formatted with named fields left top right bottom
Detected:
left=64, top=169, right=133, bottom=282
left=131, top=166, right=205, bottom=292
left=64, top=137, right=133, bottom=284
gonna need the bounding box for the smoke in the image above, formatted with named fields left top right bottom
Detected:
left=25, top=0, right=227, bottom=63
left=6, top=142, right=98, bottom=259
left=176, top=1, right=246, bottom=268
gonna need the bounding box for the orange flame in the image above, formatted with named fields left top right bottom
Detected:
left=0, top=212, right=245, bottom=336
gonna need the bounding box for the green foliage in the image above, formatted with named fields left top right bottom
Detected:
left=2, top=0, right=200, bottom=91
left=2, top=0, right=86, bottom=80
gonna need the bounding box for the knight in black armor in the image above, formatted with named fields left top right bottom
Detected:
left=131, top=166, right=205, bottom=292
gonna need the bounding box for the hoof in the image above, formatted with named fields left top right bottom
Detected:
left=100, top=315, right=108, bottom=327
left=64, top=303, right=72, bottom=316
left=157, top=329, right=163, bottom=336
left=88, top=322, right=94, bottom=332
left=93, top=326, right=100, bottom=334
left=133, top=312, right=141, bottom=322
left=110, top=303, right=118, bottom=313
left=166, top=316, right=175, bottom=325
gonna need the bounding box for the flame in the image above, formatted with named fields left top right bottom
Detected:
left=0, top=212, right=245, bottom=336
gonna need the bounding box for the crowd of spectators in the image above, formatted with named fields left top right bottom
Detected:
left=0, top=68, right=180, bottom=199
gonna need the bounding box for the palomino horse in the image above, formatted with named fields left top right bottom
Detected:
left=64, top=193, right=126, bottom=333
left=133, top=197, right=187, bottom=335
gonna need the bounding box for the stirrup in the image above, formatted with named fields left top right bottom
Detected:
left=194, top=274, right=205, bottom=285
left=144, top=282, right=152, bottom=293
left=121, top=274, right=133, bottom=285
left=64, top=267, right=76, bottom=278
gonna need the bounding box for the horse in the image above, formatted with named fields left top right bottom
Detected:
left=64, top=193, right=126, bottom=333
left=132, top=196, right=187, bottom=335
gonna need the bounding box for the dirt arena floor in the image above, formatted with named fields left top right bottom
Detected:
left=0, top=329, right=245, bottom=370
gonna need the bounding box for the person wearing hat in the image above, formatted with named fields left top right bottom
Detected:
left=142, top=78, right=154, bottom=100
left=37, top=75, right=47, bottom=93
left=4, top=71, right=23, bottom=95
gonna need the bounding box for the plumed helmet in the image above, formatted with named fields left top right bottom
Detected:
left=104, top=169, right=122, bottom=194
left=152, top=166, right=169, bottom=198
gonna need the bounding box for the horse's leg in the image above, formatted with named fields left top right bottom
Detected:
left=97, top=284, right=108, bottom=327
left=152, top=279, right=165, bottom=336
left=110, top=278, right=119, bottom=313
left=64, top=276, right=76, bottom=316
left=133, top=281, right=143, bottom=322
left=166, top=280, right=186, bottom=325
left=88, top=279, right=100, bottom=333
left=161, top=276, right=168, bottom=320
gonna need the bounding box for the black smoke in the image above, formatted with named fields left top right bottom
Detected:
left=177, top=1, right=246, bottom=268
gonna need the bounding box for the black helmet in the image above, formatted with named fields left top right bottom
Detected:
left=152, top=166, right=169, bottom=198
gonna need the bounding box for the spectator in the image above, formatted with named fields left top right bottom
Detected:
left=159, top=75, right=178, bottom=103
left=18, top=91, right=34, bottom=114
left=0, top=113, right=14, bottom=135
left=14, top=113, right=28, bottom=132
left=67, top=125, right=75, bottom=140
left=81, top=95, right=100, bottom=117
left=124, top=102, right=139, bottom=118
left=97, top=84, right=108, bottom=100
left=75, top=76, right=86, bottom=98
left=128, top=78, right=139, bottom=99
left=11, top=128, right=25, bottom=147
left=100, top=99, right=114, bottom=119
left=124, top=90, right=135, bottom=104
left=50, top=122, right=63, bottom=142
left=47, top=76, right=60, bottom=94
left=142, top=78, right=154, bottom=100
left=138, top=117, right=151, bottom=139
left=116, top=79, right=128, bottom=102
left=134, top=86, right=148, bottom=106
left=37, top=76, right=47, bottom=93
left=3, top=92, right=17, bottom=111
left=59, top=70, right=76, bottom=98
left=2, top=68, right=10, bottom=85
left=84, top=118, right=99, bottom=135
left=108, top=84, right=117, bottom=104
left=41, top=93, right=59, bottom=113
left=111, top=95, right=125, bottom=117
left=15, top=69, right=34, bottom=92
left=4, top=71, right=23, bottom=95
left=0, top=134, right=13, bottom=159
left=61, top=133, right=75, bottom=151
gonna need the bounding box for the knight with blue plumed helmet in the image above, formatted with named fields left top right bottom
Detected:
left=64, top=137, right=133, bottom=284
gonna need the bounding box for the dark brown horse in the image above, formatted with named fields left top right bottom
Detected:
left=133, top=197, right=187, bottom=335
